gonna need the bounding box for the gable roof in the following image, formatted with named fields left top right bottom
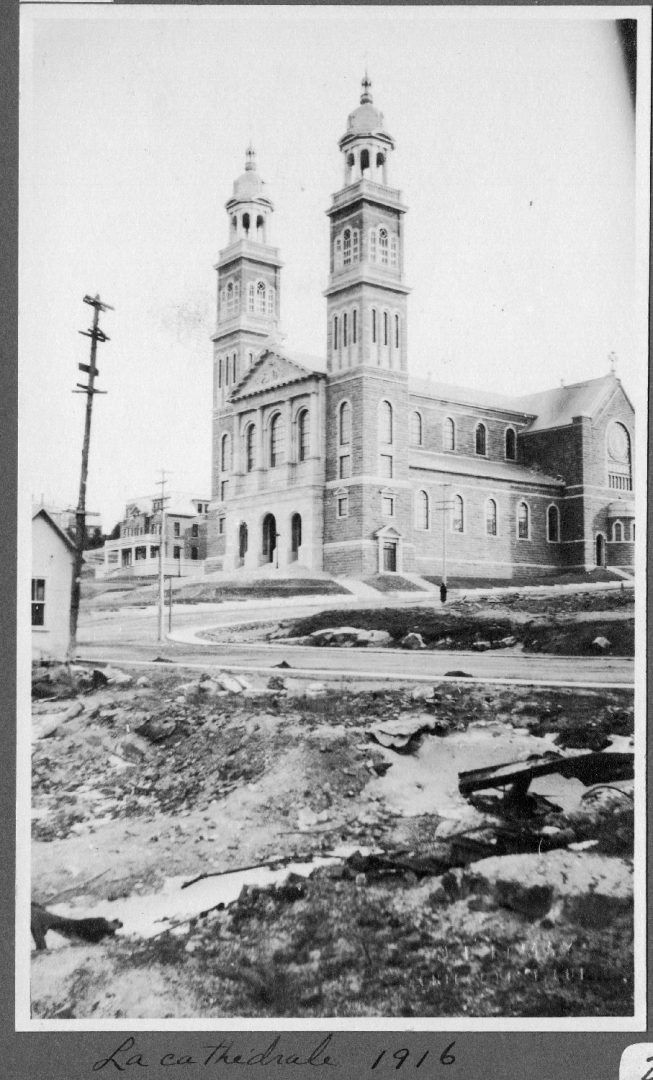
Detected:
left=515, top=374, right=624, bottom=433
left=32, top=508, right=76, bottom=552
left=409, top=376, right=531, bottom=416
left=230, top=347, right=325, bottom=401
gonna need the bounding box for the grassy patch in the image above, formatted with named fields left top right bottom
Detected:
left=363, top=575, right=427, bottom=593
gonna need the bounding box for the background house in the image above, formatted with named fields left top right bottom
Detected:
left=98, top=493, right=210, bottom=578
left=31, top=508, right=75, bottom=660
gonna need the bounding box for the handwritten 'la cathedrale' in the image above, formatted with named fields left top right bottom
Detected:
left=93, top=1035, right=338, bottom=1071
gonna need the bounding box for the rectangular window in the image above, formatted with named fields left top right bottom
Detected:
left=134, top=546, right=146, bottom=561
left=382, top=495, right=395, bottom=516
left=191, top=547, right=199, bottom=560
left=339, top=454, right=351, bottom=479
left=173, top=546, right=181, bottom=559
left=149, top=546, right=159, bottom=559
left=218, top=517, right=225, bottom=535
left=337, top=495, right=348, bottom=518
left=173, top=521, right=180, bottom=537
left=379, top=454, right=393, bottom=479
left=220, top=480, right=229, bottom=500
left=353, top=309, right=357, bottom=344
left=191, top=523, right=199, bottom=537
left=31, top=578, right=45, bottom=626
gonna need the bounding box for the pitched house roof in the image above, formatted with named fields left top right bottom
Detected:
left=515, top=374, right=622, bottom=433
left=32, top=508, right=76, bottom=552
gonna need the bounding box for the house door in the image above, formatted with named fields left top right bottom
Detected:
left=596, top=533, right=605, bottom=567
left=291, top=513, right=302, bottom=559
left=262, top=513, right=277, bottom=563
left=383, top=540, right=397, bottom=572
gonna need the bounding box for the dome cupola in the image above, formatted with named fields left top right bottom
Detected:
left=225, top=145, right=274, bottom=243
left=338, top=76, right=395, bottom=186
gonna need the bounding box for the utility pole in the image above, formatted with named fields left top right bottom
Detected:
left=155, top=470, right=170, bottom=641
left=68, top=294, right=113, bottom=660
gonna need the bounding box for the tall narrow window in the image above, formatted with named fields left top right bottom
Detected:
left=379, top=400, right=393, bottom=444
left=266, top=286, right=274, bottom=316
left=226, top=281, right=234, bottom=315
left=246, top=424, right=256, bottom=472
left=383, top=311, right=388, bottom=346
left=31, top=578, right=45, bottom=626
left=517, top=501, right=530, bottom=539
left=394, top=314, right=400, bottom=349
left=486, top=498, right=497, bottom=536
left=343, top=228, right=352, bottom=265
left=333, top=315, right=339, bottom=350
left=220, top=433, right=231, bottom=472
left=415, top=490, right=429, bottom=530
left=339, top=401, right=351, bottom=445
left=247, top=283, right=255, bottom=313
left=390, top=234, right=398, bottom=267
left=352, top=230, right=360, bottom=263
left=218, top=356, right=223, bottom=388
left=335, top=236, right=342, bottom=268
left=505, top=427, right=516, bottom=460
left=256, top=280, right=266, bottom=314
left=452, top=495, right=464, bottom=533
left=547, top=505, right=560, bottom=542
left=379, top=227, right=389, bottom=264
left=298, top=409, right=310, bottom=462
left=343, top=312, right=348, bottom=347
left=270, top=414, right=284, bottom=468
left=352, top=309, right=357, bottom=344
left=372, top=308, right=377, bottom=343
left=443, top=417, right=455, bottom=451
left=369, top=228, right=377, bottom=262
left=410, top=411, right=422, bottom=447
left=475, top=423, right=487, bottom=456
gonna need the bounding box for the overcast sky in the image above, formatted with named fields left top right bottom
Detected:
left=20, top=6, right=647, bottom=531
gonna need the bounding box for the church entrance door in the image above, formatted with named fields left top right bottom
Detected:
left=595, top=533, right=606, bottom=567
left=262, top=513, right=277, bottom=564
left=382, top=540, right=397, bottom=572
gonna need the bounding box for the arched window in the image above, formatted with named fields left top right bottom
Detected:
left=335, top=236, right=342, bottom=268
left=410, top=411, right=422, bottom=447
left=220, top=433, right=231, bottom=473
left=343, top=312, right=348, bottom=347
left=505, top=427, right=516, bottom=460
left=475, top=423, right=487, bottom=456
left=415, top=490, right=429, bottom=530
left=547, top=505, right=560, bottom=542
left=607, top=422, right=632, bottom=491
left=379, top=228, right=389, bottom=265
left=256, top=280, right=266, bottom=314
left=394, top=313, right=400, bottom=349
left=242, top=212, right=250, bottom=236
left=352, top=230, right=360, bottom=263
left=339, top=401, right=351, bottom=446
left=256, top=214, right=265, bottom=239
left=517, top=501, right=530, bottom=539
left=269, top=413, right=284, bottom=468
left=443, top=417, right=455, bottom=451
left=486, top=498, right=497, bottom=536
left=343, top=229, right=352, bottom=266
left=333, top=315, right=339, bottom=350
left=245, top=424, right=256, bottom=472
left=452, top=494, right=464, bottom=533
left=298, top=409, right=310, bottom=462
left=613, top=520, right=623, bottom=542
left=383, top=311, right=388, bottom=346
left=379, top=400, right=393, bottom=444
left=371, top=308, right=377, bottom=343
left=360, top=148, right=370, bottom=176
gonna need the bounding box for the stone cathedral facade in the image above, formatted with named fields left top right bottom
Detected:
left=206, top=79, right=635, bottom=581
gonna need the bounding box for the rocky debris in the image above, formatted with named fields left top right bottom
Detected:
left=267, top=676, right=287, bottom=691
left=308, top=627, right=391, bottom=647
left=369, top=711, right=439, bottom=752
left=444, top=851, right=632, bottom=927
left=32, top=700, right=84, bottom=741
left=592, top=636, right=611, bottom=652
left=471, top=640, right=491, bottom=651
left=400, top=632, right=425, bottom=650
left=133, top=715, right=178, bottom=743
left=102, top=667, right=134, bottom=688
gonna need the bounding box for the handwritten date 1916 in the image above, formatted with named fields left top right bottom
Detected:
left=371, top=1044, right=456, bottom=1070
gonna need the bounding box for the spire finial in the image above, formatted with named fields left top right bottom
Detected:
left=245, top=143, right=256, bottom=172
left=361, top=71, right=372, bottom=104
left=608, top=350, right=618, bottom=374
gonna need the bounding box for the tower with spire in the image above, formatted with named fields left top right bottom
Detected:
left=323, top=76, right=413, bottom=575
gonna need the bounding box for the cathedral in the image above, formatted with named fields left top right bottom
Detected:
left=206, top=78, right=635, bottom=582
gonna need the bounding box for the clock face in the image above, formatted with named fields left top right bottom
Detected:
left=608, top=423, right=630, bottom=463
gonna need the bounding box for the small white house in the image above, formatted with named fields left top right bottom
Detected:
left=32, top=508, right=75, bottom=660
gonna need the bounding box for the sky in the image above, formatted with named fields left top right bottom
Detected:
left=19, top=5, right=647, bottom=532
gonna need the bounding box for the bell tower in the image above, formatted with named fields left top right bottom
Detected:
left=212, top=146, right=283, bottom=412
left=323, top=77, right=413, bottom=578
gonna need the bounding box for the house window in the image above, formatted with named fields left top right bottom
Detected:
left=31, top=578, right=45, bottom=626
left=517, top=501, right=530, bottom=539
left=150, top=546, right=159, bottom=558
left=452, top=494, right=464, bottom=533
left=270, top=413, right=284, bottom=467
left=410, top=411, right=422, bottom=446
left=505, top=427, right=516, bottom=461
left=337, top=494, right=349, bottom=518
left=173, top=545, right=181, bottom=559
left=382, top=494, right=395, bottom=516
left=339, top=401, right=351, bottom=445
left=475, top=422, right=487, bottom=456
left=486, top=498, right=497, bottom=537
left=191, top=547, right=198, bottom=560
left=379, top=454, right=393, bottom=479
left=191, top=523, right=199, bottom=538
left=443, top=417, right=455, bottom=451
left=339, top=454, right=351, bottom=479
left=298, top=409, right=310, bottom=462
left=613, top=520, right=623, bottom=542
left=415, top=490, right=429, bottom=530
left=246, top=423, right=256, bottom=472
left=173, top=521, right=180, bottom=537
left=547, top=505, right=560, bottom=542
left=379, top=400, right=393, bottom=444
